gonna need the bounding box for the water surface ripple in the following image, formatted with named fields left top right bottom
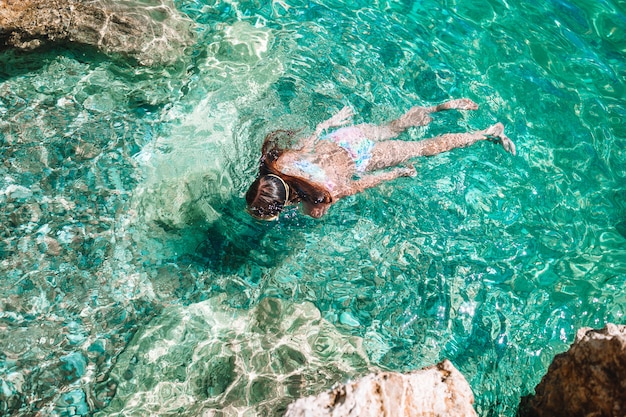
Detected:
left=0, top=0, right=625, bottom=416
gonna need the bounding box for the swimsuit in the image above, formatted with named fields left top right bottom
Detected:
left=286, top=127, right=375, bottom=190
left=323, top=127, right=374, bottom=172
left=292, top=159, right=330, bottom=187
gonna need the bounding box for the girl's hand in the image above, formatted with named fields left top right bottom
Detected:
left=315, top=106, right=354, bottom=135
left=328, top=106, right=354, bottom=126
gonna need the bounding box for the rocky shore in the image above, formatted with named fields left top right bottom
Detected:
left=284, top=324, right=626, bottom=417
left=518, top=324, right=626, bottom=417
left=285, top=360, right=477, bottom=417
left=0, top=0, right=195, bottom=65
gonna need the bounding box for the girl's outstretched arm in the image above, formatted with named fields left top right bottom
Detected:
left=302, top=165, right=414, bottom=218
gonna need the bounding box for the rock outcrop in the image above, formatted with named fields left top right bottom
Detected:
left=0, top=0, right=195, bottom=65
left=284, top=360, right=477, bottom=417
left=519, top=323, right=626, bottom=417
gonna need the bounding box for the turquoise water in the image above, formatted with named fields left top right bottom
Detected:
left=1, top=0, right=625, bottom=415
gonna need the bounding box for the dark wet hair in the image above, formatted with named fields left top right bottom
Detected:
left=246, top=175, right=287, bottom=219
left=246, top=129, right=332, bottom=219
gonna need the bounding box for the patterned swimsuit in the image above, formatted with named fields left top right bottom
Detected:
left=324, top=127, right=374, bottom=172
left=289, top=127, right=375, bottom=191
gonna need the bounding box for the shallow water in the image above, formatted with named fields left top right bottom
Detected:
left=1, top=0, right=625, bottom=415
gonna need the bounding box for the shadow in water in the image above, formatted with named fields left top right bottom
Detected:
left=199, top=198, right=295, bottom=271
left=161, top=196, right=303, bottom=306
left=0, top=43, right=113, bottom=81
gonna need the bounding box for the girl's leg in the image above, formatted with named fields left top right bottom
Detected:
left=366, top=123, right=515, bottom=171
left=356, top=98, right=479, bottom=141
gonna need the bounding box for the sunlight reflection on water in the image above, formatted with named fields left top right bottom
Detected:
left=0, top=0, right=625, bottom=416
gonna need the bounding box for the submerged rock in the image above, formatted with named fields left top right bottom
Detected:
left=0, top=0, right=195, bottom=65
left=96, top=296, right=373, bottom=416
left=284, top=360, right=477, bottom=417
left=519, top=323, right=626, bottom=417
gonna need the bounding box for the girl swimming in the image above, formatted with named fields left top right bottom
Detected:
left=246, top=99, right=516, bottom=220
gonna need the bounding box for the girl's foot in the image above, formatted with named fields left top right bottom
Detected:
left=435, top=98, right=479, bottom=111
left=483, top=123, right=516, bottom=155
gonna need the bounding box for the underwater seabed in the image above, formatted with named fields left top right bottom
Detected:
left=2, top=0, right=626, bottom=416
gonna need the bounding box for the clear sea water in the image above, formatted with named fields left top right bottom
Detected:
left=1, top=0, right=625, bottom=416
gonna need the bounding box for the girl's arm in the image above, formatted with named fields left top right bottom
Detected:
left=302, top=165, right=415, bottom=218
left=336, top=165, right=417, bottom=199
